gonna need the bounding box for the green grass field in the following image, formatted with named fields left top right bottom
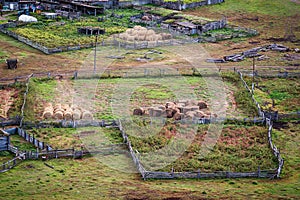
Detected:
left=0, top=124, right=299, bottom=199
left=0, top=0, right=299, bottom=199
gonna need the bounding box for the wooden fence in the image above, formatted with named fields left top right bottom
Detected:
left=0, top=117, right=20, bottom=127
left=0, top=156, right=23, bottom=173
left=116, top=119, right=281, bottom=180
left=237, top=70, right=300, bottom=121
left=238, top=70, right=300, bottom=78
left=19, top=74, right=32, bottom=127
left=0, top=143, right=126, bottom=173
left=117, top=119, right=147, bottom=179
left=237, top=71, right=264, bottom=118
left=5, top=127, right=53, bottom=151
left=266, top=118, right=284, bottom=178
left=143, top=169, right=277, bottom=179
left=0, top=24, right=196, bottom=55
left=20, top=119, right=117, bottom=129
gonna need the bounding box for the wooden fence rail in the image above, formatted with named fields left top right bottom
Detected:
left=19, top=74, right=33, bottom=127
left=0, top=157, right=22, bottom=173
left=266, top=118, right=284, bottom=178
left=143, top=169, right=277, bottom=179
left=5, top=127, right=53, bottom=151
left=238, top=70, right=300, bottom=78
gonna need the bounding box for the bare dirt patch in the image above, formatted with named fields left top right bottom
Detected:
left=0, top=87, right=19, bottom=119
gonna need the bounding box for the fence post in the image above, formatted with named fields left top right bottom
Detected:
left=55, top=148, right=58, bottom=159
left=32, top=135, right=35, bottom=146
left=74, top=71, right=78, bottom=79
left=197, top=169, right=200, bottom=179
left=257, top=166, right=261, bottom=178
left=171, top=167, right=174, bottom=179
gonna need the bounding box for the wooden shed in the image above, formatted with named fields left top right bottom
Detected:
left=0, top=129, right=10, bottom=151
left=77, top=27, right=105, bottom=35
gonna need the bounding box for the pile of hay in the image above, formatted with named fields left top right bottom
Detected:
left=42, top=103, right=93, bottom=120
left=117, top=26, right=172, bottom=42
left=133, top=100, right=214, bottom=120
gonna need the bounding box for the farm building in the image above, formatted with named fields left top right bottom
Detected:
left=0, top=129, right=10, bottom=151
left=170, top=21, right=200, bottom=35
left=162, top=18, right=227, bottom=35
left=77, top=26, right=105, bottom=35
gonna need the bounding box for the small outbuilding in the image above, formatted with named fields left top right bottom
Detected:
left=77, top=27, right=105, bottom=35
left=0, top=129, right=10, bottom=151
left=6, top=59, right=18, bottom=69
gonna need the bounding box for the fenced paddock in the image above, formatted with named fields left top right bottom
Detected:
left=116, top=120, right=281, bottom=180
left=0, top=68, right=289, bottom=179
left=236, top=70, right=300, bottom=121
left=0, top=23, right=196, bottom=54
left=5, top=127, right=53, bottom=151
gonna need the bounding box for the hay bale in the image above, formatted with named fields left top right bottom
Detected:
left=166, top=108, right=174, bottom=118
left=138, top=35, right=145, bottom=41
left=158, top=105, right=166, bottom=111
left=195, top=110, right=206, bottom=118
left=126, top=29, right=133, bottom=35
left=82, top=110, right=93, bottom=120
left=152, top=108, right=163, bottom=117
left=186, top=100, right=198, bottom=106
left=54, top=103, right=62, bottom=110
left=155, top=34, right=162, bottom=41
left=44, top=106, right=53, bottom=112
left=178, top=100, right=188, bottom=105
left=127, top=35, right=135, bottom=42
left=148, top=107, right=154, bottom=117
left=147, top=30, right=155, bottom=35
left=120, top=33, right=129, bottom=40
left=53, top=111, right=63, bottom=120
left=185, top=111, right=196, bottom=119
left=173, top=112, right=183, bottom=120
left=71, top=104, right=80, bottom=110
left=42, top=110, right=53, bottom=119
left=133, top=108, right=145, bottom=116
left=73, top=109, right=81, bottom=120
left=182, top=106, right=193, bottom=114
left=190, top=106, right=199, bottom=111
left=133, top=25, right=142, bottom=30
left=165, top=102, right=176, bottom=109
left=165, top=33, right=172, bottom=40
left=62, top=104, right=70, bottom=111
left=64, top=108, right=73, bottom=120
left=198, top=101, right=208, bottom=109
left=204, top=111, right=211, bottom=116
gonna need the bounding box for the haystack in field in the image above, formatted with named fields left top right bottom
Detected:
left=53, top=110, right=63, bottom=120
left=82, top=110, right=93, bottom=120
left=133, top=99, right=213, bottom=120
left=116, top=26, right=172, bottom=42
